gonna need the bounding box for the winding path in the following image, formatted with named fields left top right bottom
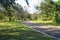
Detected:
left=23, top=21, right=60, bottom=40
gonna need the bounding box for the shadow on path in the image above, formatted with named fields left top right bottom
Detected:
left=23, top=21, right=60, bottom=39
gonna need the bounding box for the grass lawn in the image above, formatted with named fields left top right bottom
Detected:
left=0, top=21, right=56, bottom=40
left=32, top=20, right=60, bottom=25
left=32, top=20, right=53, bottom=23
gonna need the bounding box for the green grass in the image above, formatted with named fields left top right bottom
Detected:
left=0, top=21, right=56, bottom=40
left=32, top=20, right=60, bottom=25
left=32, top=20, right=53, bottom=23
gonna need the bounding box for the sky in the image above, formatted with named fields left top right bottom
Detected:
left=52, top=0, right=58, bottom=2
left=15, top=0, right=58, bottom=14
left=15, top=0, right=41, bottom=14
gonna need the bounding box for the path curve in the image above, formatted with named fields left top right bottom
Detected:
left=23, top=21, right=60, bottom=40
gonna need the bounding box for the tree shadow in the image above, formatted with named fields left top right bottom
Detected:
left=33, top=27, right=60, bottom=38
left=0, top=26, right=55, bottom=40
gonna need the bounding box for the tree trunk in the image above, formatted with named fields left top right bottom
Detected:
left=9, top=17, right=11, bottom=21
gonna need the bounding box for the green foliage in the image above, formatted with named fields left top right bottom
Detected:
left=0, top=0, right=29, bottom=21
left=0, top=0, right=16, bottom=21
left=39, top=0, right=60, bottom=23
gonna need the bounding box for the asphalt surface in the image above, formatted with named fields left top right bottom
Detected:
left=23, top=21, right=60, bottom=40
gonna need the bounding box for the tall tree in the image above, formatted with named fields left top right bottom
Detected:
left=40, top=0, right=60, bottom=23
left=0, top=0, right=15, bottom=21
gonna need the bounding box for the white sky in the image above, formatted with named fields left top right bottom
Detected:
left=52, top=0, right=58, bottom=2
left=15, top=0, right=58, bottom=14
left=15, top=0, right=41, bottom=14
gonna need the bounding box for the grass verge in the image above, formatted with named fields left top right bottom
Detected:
left=32, top=20, right=60, bottom=26
left=0, top=21, right=56, bottom=40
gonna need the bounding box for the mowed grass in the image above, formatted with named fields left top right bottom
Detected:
left=32, top=20, right=53, bottom=23
left=32, top=20, right=59, bottom=25
left=0, top=21, right=56, bottom=40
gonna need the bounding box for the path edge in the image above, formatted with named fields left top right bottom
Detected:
left=22, top=23, right=60, bottom=40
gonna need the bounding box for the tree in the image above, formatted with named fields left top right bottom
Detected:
left=0, top=0, right=15, bottom=21
left=25, top=0, right=29, bottom=7
left=0, top=0, right=33, bottom=21
left=40, top=0, right=60, bottom=23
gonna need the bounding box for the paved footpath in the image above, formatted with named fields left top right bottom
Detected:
left=23, top=21, right=60, bottom=40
